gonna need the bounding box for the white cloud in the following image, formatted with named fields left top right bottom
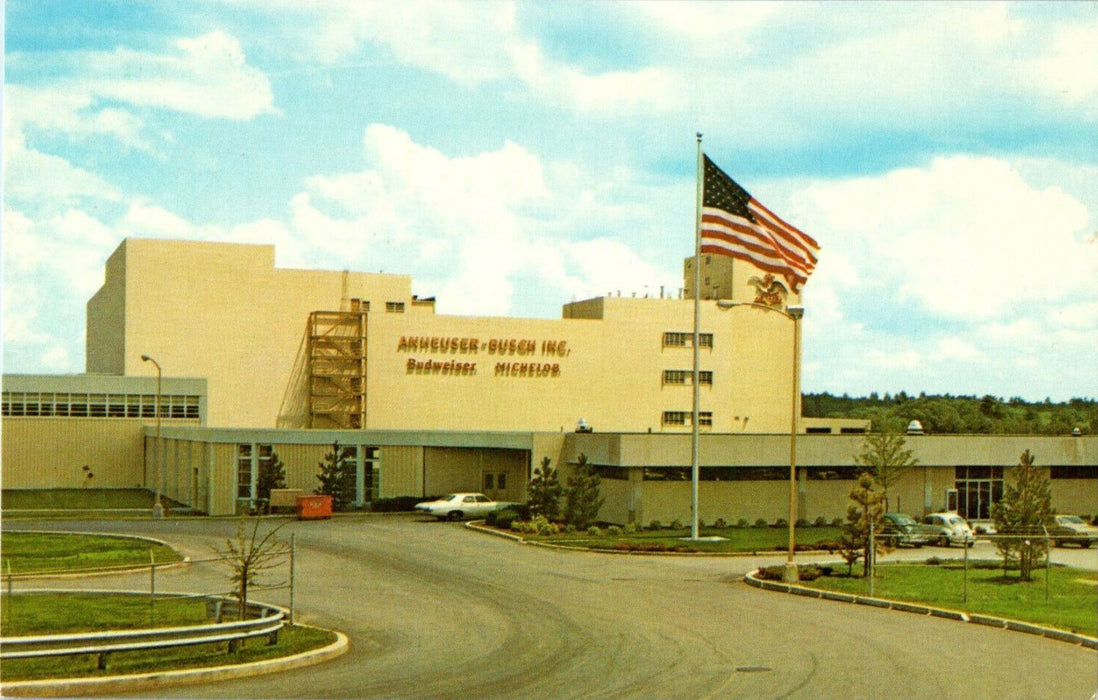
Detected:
left=935, top=337, right=983, bottom=362
left=6, top=30, right=274, bottom=162
left=804, top=155, right=1094, bottom=320
left=1024, top=21, right=1098, bottom=110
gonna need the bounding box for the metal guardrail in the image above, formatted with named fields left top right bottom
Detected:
left=0, top=595, right=286, bottom=671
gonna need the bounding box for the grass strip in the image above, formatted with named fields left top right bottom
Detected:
left=798, top=561, right=1098, bottom=636
left=521, top=525, right=843, bottom=553
left=0, top=593, right=335, bottom=681
left=0, top=532, right=183, bottom=575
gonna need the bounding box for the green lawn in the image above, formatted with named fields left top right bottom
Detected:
left=0, top=592, right=334, bottom=681
left=800, top=561, right=1098, bottom=636
left=0, top=531, right=183, bottom=575
left=522, top=525, right=843, bottom=553
left=2, top=488, right=190, bottom=517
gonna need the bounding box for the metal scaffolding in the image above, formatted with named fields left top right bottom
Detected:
left=307, top=307, right=367, bottom=429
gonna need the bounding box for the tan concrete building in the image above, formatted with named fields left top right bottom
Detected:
left=3, top=238, right=1096, bottom=521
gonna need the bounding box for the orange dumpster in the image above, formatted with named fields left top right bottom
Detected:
left=296, top=494, right=333, bottom=520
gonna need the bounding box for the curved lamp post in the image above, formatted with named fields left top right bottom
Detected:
left=141, top=354, right=164, bottom=519
left=717, top=300, right=803, bottom=582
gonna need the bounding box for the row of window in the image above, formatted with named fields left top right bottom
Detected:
left=662, top=332, right=713, bottom=348
left=2, top=392, right=200, bottom=419
left=236, top=443, right=381, bottom=503
left=662, top=370, right=713, bottom=386
left=662, top=411, right=713, bottom=427
left=588, top=464, right=1095, bottom=485
left=642, top=466, right=866, bottom=481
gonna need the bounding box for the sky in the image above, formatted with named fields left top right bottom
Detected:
left=3, top=1, right=1097, bottom=402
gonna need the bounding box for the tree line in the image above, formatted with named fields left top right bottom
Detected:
left=802, top=392, right=1096, bottom=435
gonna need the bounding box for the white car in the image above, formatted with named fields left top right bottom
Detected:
left=414, top=493, right=507, bottom=521
left=920, top=512, right=975, bottom=547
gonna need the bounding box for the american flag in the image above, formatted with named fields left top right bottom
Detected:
left=700, top=155, right=819, bottom=292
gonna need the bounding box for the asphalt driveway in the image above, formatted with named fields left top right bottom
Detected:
left=6, top=515, right=1096, bottom=699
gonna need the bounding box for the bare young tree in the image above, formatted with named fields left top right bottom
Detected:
left=211, top=518, right=291, bottom=620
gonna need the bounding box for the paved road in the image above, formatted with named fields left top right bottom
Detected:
left=7, top=516, right=1097, bottom=699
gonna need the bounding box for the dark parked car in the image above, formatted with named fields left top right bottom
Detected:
left=880, top=513, right=930, bottom=547
left=1051, top=515, right=1098, bottom=548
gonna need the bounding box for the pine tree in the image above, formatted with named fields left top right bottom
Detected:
left=853, top=432, right=917, bottom=513
left=256, top=450, right=287, bottom=505
left=991, top=449, right=1054, bottom=581
left=844, top=472, right=886, bottom=578
left=315, top=441, right=357, bottom=511
left=528, top=456, right=563, bottom=521
left=563, top=453, right=604, bottom=530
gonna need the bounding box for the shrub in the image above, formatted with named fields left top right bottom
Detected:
left=798, top=565, right=823, bottom=581
left=830, top=518, right=844, bottom=528
left=624, top=522, right=638, bottom=534
left=564, top=524, right=577, bottom=534
left=772, top=518, right=788, bottom=528
left=587, top=526, right=603, bottom=537
left=756, top=565, right=785, bottom=581
left=925, top=556, right=942, bottom=566
left=492, top=510, right=519, bottom=529
left=814, top=516, right=829, bottom=527
left=754, top=518, right=769, bottom=528
left=736, top=519, right=750, bottom=529
left=607, top=525, right=623, bottom=536
left=713, top=518, right=727, bottom=528
left=647, top=520, right=663, bottom=531
left=532, top=516, right=561, bottom=536
left=669, top=519, right=684, bottom=530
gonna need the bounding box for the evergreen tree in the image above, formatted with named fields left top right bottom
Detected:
left=256, top=450, right=287, bottom=505
left=853, top=432, right=917, bottom=513
left=315, top=441, right=357, bottom=511
left=563, top=453, right=604, bottom=529
left=844, top=472, right=886, bottom=578
left=528, top=456, right=563, bottom=521
left=991, top=449, right=1055, bottom=581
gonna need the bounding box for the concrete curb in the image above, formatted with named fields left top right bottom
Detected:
left=465, top=520, right=845, bottom=557
left=744, top=569, right=1097, bottom=649
left=0, top=626, right=348, bottom=698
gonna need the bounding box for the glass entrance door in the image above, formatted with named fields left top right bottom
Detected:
left=955, top=466, right=1004, bottom=520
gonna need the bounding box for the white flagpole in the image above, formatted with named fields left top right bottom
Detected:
left=691, top=133, right=703, bottom=540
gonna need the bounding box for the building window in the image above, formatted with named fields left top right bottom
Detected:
left=662, top=370, right=713, bottom=386
left=663, top=370, right=687, bottom=385
left=593, top=465, right=629, bottom=480
left=237, top=444, right=254, bottom=500
left=955, top=466, right=1005, bottom=521
left=662, top=332, right=713, bottom=348
left=698, top=411, right=713, bottom=427
left=385, top=302, right=405, bottom=313
left=1050, top=466, right=1095, bottom=479
left=662, top=411, right=687, bottom=426
left=663, top=332, right=688, bottom=347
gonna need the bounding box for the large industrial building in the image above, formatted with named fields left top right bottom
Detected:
left=3, top=238, right=1095, bottom=522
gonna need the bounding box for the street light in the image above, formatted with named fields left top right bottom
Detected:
left=141, top=354, right=164, bottom=519
left=717, top=300, right=803, bottom=583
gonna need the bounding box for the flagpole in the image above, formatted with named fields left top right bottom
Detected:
left=691, top=133, right=703, bottom=540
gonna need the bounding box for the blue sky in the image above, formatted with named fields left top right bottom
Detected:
left=4, top=1, right=1096, bottom=401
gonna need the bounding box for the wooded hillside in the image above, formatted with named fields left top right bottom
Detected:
left=802, top=393, right=1096, bottom=435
